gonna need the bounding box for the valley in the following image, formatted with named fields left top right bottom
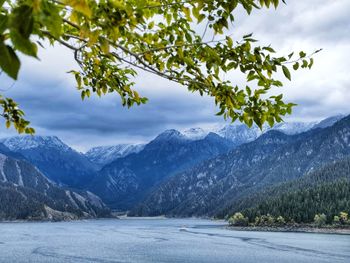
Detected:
left=0, top=115, right=349, bottom=227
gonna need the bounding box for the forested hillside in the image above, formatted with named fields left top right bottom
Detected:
left=223, top=157, right=350, bottom=223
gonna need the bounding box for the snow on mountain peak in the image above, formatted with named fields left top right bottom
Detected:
left=85, top=144, right=145, bottom=166
left=273, top=121, right=317, bottom=135
left=1, top=135, right=70, bottom=152
left=215, top=124, right=263, bottom=144
left=153, top=129, right=187, bottom=142
left=182, top=127, right=209, bottom=140
left=313, top=114, right=345, bottom=129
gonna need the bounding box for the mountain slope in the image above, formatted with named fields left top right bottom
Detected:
left=312, top=114, right=345, bottom=129
left=230, top=157, right=350, bottom=223
left=132, top=115, right=350, bottom=217
left=0, top=145, right=110, bottom=220
left=85, top=144, right=145, bottom=167
left=89, top=130, right=235, bottom=210
left=1, top=136, right=97, bottom=187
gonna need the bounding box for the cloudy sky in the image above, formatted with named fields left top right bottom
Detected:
left=0, top=0, right=349, bottom=151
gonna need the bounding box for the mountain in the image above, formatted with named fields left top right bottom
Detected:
left=229, top=157, right=350, bottom=223
left=215, top=121, right=316, bottom=145
left=215, top=124, right=264, bottom=145
left=0, top=145, right=110, bottom=220
left=312, top=114, right=345, bottom=129
left=273, top=121, right=316, bottom=135
left=89, top=130, right=235, bottom=210
left=180, top=120, right=315, bottom=148
left=131, top=115, right=350, bottom=217
left=85, top=144, right=145, bottom=167
left=181, top=116, right=337, bottom=147
left=182, top=128, right=210, bottom=140
left=1, top=136, right=97, bottom=188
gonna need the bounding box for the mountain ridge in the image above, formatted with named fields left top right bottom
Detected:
left=131, top=115, right=350, bottom=217
left=1, top=135, right=97, bottom=188
left=89, top=129, right=235, bottom=210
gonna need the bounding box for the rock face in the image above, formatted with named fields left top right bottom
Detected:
left=131, top=115, right=350, bottom=217
left=1, top=136, right=97, bottom=187
left=0, top=145, right=110, bottom=221
left=89, top=130, right=235, bottom=210
left=85, top=144, right=145, bottom=167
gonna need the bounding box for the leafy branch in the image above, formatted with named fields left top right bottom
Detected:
left=0, top=0, right=318, bottom=133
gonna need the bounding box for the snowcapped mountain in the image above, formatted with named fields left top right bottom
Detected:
left=85, top=144, right=145, bottom=167
left=151, top=129, right=188, bottom=142
left=1, top=135, right=70, bottom=152
left=0, top=144, right=110, bottom=220
left=273, top=121, right=317, bottom=135
left=185, top=121, right=315, bottom=146
left=85, top=115, right=343, bottom=170
left=89, top=129, right=234, bottom=210
left=1, top=136, right=97, bottom=187
left=131, top=115, right=350, bottom=217
left=180, top=116, right=342, bottom=146
left=215, top=124, right=264, bottom=145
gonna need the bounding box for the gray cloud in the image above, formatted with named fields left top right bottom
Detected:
left=0, top=0, right=349, bottom=151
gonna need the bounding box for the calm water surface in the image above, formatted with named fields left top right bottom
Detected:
left=0, top=218, right=349, bottom=262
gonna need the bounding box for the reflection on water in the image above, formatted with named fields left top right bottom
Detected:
left=0, top=218, right=349, bottom=263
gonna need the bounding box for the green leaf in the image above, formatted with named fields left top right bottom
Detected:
left=182, top=7, right=192, bottom=21
left=10, top=30, right=37, bottom=57
left=197, top=14, right=206, bottom=23
left=0, top=14, right=8, bottom=34
left=9, top=5, right=37, bottom=57
left=293, top=62, right=299, bottom=70
left=81, top=90, right=86, bottom=100
left=39, top=1, right=62, bottom=38
left=63, top=0, right=92, bottom=17
left=226, top=36, right=233, bottom=48
left=10, top=5, right=34, bottom=38
left=166, top=13, right=172, bottom=25
left=282, top=65, right=291, bottom=81
left=0, top=42, right=21, bottom=79
left=308, top=58, right=314, bottom=69
left=243, top=33, right=253, bottom=39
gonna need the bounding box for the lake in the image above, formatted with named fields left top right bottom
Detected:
left=0, top=218, right=349, bottom=262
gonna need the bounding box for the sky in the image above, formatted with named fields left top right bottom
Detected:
left=0, top=0, right=349, bottom=151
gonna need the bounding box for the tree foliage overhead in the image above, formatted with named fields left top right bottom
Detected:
left=0, top=0, right=317, bottom=133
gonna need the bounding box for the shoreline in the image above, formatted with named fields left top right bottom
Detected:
left=2, top=217, right=350, bottom=236
left=226, top=225, right=350, bottom=235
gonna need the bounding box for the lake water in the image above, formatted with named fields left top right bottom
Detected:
left=0, top=218, right=349, bottom=262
